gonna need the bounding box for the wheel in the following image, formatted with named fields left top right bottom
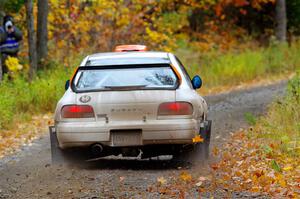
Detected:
left=49, top=126, right=87, bottom=165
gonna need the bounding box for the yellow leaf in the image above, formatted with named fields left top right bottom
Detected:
left=212, top=147, right=219, bottom=156
left=157, top=177, right=167, bottom=185
left=180, top=171, right=192, bottom=182
left=282, top=166, right=293, bottom=171
left=251, top=186, right=261, bottom=192
left=278, top=179, right=287, bottom=187
left=5, top=56, right=24, bottom=74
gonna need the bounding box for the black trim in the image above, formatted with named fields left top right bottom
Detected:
left=78, top=63, right=171, bottom=70
left=70, top=64, right=180, bottom=93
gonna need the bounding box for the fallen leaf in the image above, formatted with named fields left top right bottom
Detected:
left=282, top=166, right=293, bottom=171
left=198, top=176, right=207, bottom=181
left=157, top=177, right=167, bottom=185
left=251, top=186, right=261, bottom=192
left=119, top=176, right=125, bottom=182
left=212, top=147, right=219, bottom=156
left=180, top=171, right=192, bottom=182
left=195, top=181, right=203, bottom=187
left=210, top=163, right=219, bottom=170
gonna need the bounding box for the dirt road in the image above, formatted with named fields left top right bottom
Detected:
left=0, top=81, right=287, bottom=198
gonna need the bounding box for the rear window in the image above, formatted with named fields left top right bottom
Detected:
left=73, top=65, right=178, bottom=92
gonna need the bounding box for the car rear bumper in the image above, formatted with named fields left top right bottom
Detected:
left=55, top=119, right=200, bottom=149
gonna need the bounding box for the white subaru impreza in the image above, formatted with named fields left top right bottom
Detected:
left=50, top=46, right=211, bottom=163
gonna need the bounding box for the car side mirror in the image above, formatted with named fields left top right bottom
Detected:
left=65, top=80, right=70, bottom=91
left=192, top=75, right=202, bottom=89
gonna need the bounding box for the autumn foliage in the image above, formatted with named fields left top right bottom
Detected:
left=0, top=1, right=299, bottom=197
left=7, top=0, right=285, bottom=61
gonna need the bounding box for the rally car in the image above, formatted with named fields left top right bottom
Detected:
left=49, top=45, right=211, bottom=163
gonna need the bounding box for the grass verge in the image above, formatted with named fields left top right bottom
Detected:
left=254, top=73, right=300, bottom=156
left=0, top=62, right=76, bottom=130
left=176, top=41, right=300, bottom=93
left=211, top=74, right=300, bottom=196
left=210, top=74, right=299, bottom=197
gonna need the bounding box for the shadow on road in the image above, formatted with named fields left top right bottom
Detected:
left=65, top=156, right=202, bottom=171
left=72, top=159, right=191, bottom=170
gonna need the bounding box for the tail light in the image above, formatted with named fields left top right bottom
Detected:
left=158, top=102, right=193, bottom=116
left=61, top=105, right=95, bottom=118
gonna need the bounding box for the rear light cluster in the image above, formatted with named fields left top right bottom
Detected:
left=158, top=102, right=193, bottom=116
left=61, top=105, right=95, bottom=118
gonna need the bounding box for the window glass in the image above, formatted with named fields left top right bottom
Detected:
left=74, top=66, right=178, bottom=91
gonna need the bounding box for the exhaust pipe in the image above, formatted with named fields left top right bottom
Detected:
left=91, top=143, right=104, bottom=156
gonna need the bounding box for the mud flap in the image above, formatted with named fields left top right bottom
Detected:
left=198, top=120, right=212, bottom=160
left=172, top=120, right=212, bottom=163
left=49, top=126, right=65, bottom=164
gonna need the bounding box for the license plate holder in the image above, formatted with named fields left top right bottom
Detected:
left=111, top=129, right=142, bottom=146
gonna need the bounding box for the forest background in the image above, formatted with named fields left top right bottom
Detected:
left=0, top=2, right=299, bottom=196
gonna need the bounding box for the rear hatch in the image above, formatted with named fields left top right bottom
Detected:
left=95, top=90, right=175, bottom=122
left=72, top=64, right=179, bottom=123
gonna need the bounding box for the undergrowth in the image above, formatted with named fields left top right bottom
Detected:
left=177, top=41, right=300, bottom=88
left=0, top=62, right=77, bottom=129
left=255, top=73, right=300, bottom=157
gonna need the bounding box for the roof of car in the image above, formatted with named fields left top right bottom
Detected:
left=85, top=52, right=171, bottom=66
left=88, top=51, right=169, bottom=59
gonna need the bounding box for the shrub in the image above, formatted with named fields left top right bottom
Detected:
left=257, top=73, right=300, bottom=156
left=177, top=40, right=300, bottom=88
left=0, top=63, right=74, bottom=130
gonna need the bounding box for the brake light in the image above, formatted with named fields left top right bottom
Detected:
left=61, top=105, right=95, bottom=118
left=158, top=102, right=193, bottom=116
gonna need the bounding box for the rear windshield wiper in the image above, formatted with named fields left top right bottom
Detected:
left=104, top=85, right=147, bottom=90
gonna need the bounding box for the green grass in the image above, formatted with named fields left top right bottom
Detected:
left=244, top=112, right=257, bottom=126
left=255, top=73, right=300, bottom=156
left=176, top=41, right=300, bottom=88
left=0, top=62, right=77, bottom=129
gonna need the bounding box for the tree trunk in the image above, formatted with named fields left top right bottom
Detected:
left=275, top=0, right=287, bottom=42
left=37, top=0, right=48, bottom=63
left=25, top=0, right=37, bottom=80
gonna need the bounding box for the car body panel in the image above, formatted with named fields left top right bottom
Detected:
left=56, top=119, right=199, bottom=148
left=55, top=51, right=208, bottom=149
